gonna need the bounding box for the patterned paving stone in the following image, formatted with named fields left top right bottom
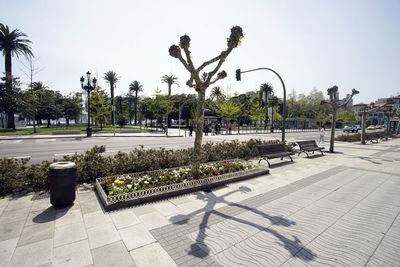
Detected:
left=151, top=167, right=400, bottom=266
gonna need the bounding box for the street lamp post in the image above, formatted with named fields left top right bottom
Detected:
left=80, top=71, right=97, bottom=137
left=236, top=68, right=287, bottom=142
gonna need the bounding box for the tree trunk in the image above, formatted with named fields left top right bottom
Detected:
left=111, top=85, right=114, bottom=126
left=33, top=108, right=37, bottom=133
left=361, top=111, right=366, bottom=144
left=134, top=91, right=138, bottom=125
left=165, top=84, right=172, bottom=136
left=5, top=51, right=15, bottom=129
left=66, top=118, right=70, bottom=128
left=329, top=107, right=336, bottom=153
left=47, top=118, right=51, bottom=128
left=192, top=89, right=206, bottom=177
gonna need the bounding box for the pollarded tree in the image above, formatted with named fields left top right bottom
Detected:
left=0, top=24, right=33, bottom=129
left=168, top=26, right=243, bottom=176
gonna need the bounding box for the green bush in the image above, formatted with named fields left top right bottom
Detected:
left=335, top=131, right=392, bottom=142
left=0, top=139, right=289, bottom=196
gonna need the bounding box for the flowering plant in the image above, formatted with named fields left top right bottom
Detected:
left=102, top=161, right=257, bottom=196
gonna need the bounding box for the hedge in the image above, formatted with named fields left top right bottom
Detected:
left=0, top=139, right=294, bottom=196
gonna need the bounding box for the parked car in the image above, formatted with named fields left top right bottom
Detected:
left=355, top=125, right=361, bottom=131
left=367, top=125, right=376, bottom=130
left=376, top=125, right=383, bottom=129
left=343, top=125, right=358, bottom=133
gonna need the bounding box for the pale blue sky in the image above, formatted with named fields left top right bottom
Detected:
left=1, top=0, right=399, bottom=104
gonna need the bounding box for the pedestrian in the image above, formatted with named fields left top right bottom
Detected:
left=204, top=124, right=208, bottom=136
left=211, top=123, right=215, bottom=135
left=228, top=122, right=232, bottom=134
left=161, top=122, right=165, bottom=133
left=189, top=125, right=193, bottom=136
left=319, top=125, right=325, bottom=143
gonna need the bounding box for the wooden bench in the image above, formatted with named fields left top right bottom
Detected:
left=256, top=144, right=295, bottom=167
left=297, top=140, right=324, bottom=157
left=52, top=130, right=82, bottom=135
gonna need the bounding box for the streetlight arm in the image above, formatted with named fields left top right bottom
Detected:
left=239, top=67, right=287, bottom=141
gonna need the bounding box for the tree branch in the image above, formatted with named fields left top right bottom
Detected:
left=197, top=52, right=224, bottom=73
left=206, top=46, right=234, bottom=84
left=209, top=73, right=226, bottom=85
left=182, top=47, right=195, bottom=72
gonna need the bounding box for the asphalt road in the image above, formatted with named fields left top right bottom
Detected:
left=0, top=130, right=347, bottom=164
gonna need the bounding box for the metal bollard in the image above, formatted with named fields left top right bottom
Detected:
left=49, top=162, right=77, bottom=208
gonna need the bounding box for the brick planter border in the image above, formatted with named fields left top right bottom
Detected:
left=96, top=160, right=269, bottom=211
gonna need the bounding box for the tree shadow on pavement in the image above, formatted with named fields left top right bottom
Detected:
left=169, top=186, right=316, bottom=262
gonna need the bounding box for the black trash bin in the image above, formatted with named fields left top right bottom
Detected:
left=49, top=162, right=77, bottom=208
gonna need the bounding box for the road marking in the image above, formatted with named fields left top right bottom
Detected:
left=54, top=153, right=79, bottom=157
left=6, top=156, right=31, bottom=160
left=35, top=139, right=57, bottom=142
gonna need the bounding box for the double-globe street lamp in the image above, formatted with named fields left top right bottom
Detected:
left=80, top=71, right=97, bottom=137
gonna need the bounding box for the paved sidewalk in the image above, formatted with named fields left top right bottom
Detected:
left=0, top=139, right=399, bottom=266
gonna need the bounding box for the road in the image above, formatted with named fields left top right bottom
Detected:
left=1, top=130, right=348, bottom=164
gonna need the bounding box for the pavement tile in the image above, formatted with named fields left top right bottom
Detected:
left=53, top=239, right=93, bottom=267
left=119, top=223, right=155, bottom=251
left=80, top=199, right=102, bottom=215
left=169, top=196, right=191, bottom=206
left=17, top=221, right=54, bottom=247
left=54, top=221, right=87, bottom=247
left=25, top=207, right=56, bottom=226
left=0, top=220, right=25, bottom=242
left=4, top=194, right=33, bottom=211
left=55, top=207, right=83, bottom=228
left=130, top=242, right=177, bottom=267
left=0, top=237, right=18, bottom=267
left=131, top=204, right=157, bottom=216
left=0, top=207, right=30, bottom=224
left=153, top=200, right=181, bottom=216
left=139, top=211, right=170, bottom=230
left=30, top=198, right=53, bottom=212
left=87, top=223, right=121, bottom=249
left=109, top=209, right=141, bottom=230
left=83, top=210, right=112, bottom=229
left=9, top=238, right=53, bottom=267
left=92, top=240, right=136, bottom=267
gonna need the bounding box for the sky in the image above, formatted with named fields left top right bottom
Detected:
left=1, top=0, right=399, bottom=104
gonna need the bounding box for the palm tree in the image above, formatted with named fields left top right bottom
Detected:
left=259, top=83, right=274, bottom=130
left=129, top=81, right=143, bottom=125
left=104, top=71, right=119, bottom=126
left=161, top=74, right=179, bottom=135
left=0, top=23, right=33, bottom=129
left=210, top=86, right=226, bottom=100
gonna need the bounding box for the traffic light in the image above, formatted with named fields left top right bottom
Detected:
left=278, top=103, right=283, bottom=115
left=235, top=69, right=241, bottom=81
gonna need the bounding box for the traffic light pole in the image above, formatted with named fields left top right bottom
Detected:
left=237, top=68, right=287, bottom=142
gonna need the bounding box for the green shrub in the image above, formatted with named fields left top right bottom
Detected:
left=335, top=131, right=391, bottom=142
left=335, top=133, right=361, bottom=142
left=0, top=138, right=289, bottom=196
left=0, top=158, right=50, bottom=196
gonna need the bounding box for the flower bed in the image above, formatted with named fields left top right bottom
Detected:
left=96, top=160, right=269, bottom=211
